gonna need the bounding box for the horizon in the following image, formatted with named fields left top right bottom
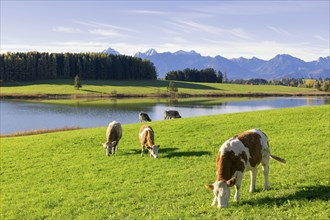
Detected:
left=1, top=1, right=329, bottom=62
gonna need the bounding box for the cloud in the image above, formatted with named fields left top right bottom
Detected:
left=314, top=35, right=328, bottom=42
left=75, top=20, right=138, bottom=33
left=166, top=19, right=254, bottom=40
left=52, top=26, right=83, bottom=33
left=268, top=26, right=292, bottom=36
left=88, top=29, right=120, bottom=37
left=127, top=9, right=167, bottom=15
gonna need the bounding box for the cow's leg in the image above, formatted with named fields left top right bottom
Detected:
left=234, top=171, right=243, bottom=202
left=141, top=145, right=145, bottom=157
left=249, top=167, right=258, bottom=193
left=262, top=155, right=270, bottom=190
left=211, top=196, right=217, bottom=206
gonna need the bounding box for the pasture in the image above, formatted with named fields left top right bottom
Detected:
left=0, top=79, right=322, bottom=97
left=1, top=105, right=329, bottom=219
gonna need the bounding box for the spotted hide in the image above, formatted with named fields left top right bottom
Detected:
left=205, top=129, right=286, bottom=209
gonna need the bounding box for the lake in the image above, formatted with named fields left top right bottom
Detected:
left=1, top=97, right=328, bottom=135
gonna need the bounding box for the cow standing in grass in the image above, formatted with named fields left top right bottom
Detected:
left=139, top=112, right=152, bottom=122
left=139, top=125, right=160, bottom=158
left=205, top=129, right=286, bottom=209
left=103, top=121, right=122, bottom=156
left=164, top=110, right=181, bottom=120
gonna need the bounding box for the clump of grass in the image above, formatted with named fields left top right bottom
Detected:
left=0, top=126, right=81, bottom=138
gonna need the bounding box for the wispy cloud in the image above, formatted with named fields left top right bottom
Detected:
left=268, top=26, right=292, bottom=36
left=75, top=20, right=138, bottom=33
left=88, top=29, right=120, bottom=37
left=127, top=9, right=167, bottom=15
left=315, top=35, right=328, bottom=42
left=166, top=19, right=254, bottom=40
left=52, top=26, right=83, bottom=33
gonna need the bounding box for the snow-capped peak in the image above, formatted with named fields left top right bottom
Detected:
left=145, top=48, right=158, bottom=56
left=102, top=48, right=120, bottom=55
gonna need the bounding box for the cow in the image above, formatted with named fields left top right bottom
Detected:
left=205, top=129, right=286, bottom=209
left=139, top=125, right=160, bottom=158
left=103, top=121, right=122, bottom=156
left=164, top=110, right=181, bottom=120
left=139, top=112, right=152, bottom=122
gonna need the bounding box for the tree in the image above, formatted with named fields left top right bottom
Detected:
left=167, top=81, right=178, bottom=92
left=74, top=75, right=82, bottom=90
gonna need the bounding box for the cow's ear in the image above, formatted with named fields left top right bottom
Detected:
left=111, top=141, right=117, bottom=146
left=205, top=184, right=214, bottom=190
left=103, top=143, right=107, bottom=148
left=226, top=177, right=236, bottom=187
left=157, top=145, right=160, bottom=148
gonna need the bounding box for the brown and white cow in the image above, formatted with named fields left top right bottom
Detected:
left=103, top=121, right=122, bottom=156
left=205, top=129, right=286, bottom=208
left=139, top=125, right=160, bottom=158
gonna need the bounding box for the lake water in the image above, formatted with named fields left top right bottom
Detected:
left=0, top=97, right=328, bottom=135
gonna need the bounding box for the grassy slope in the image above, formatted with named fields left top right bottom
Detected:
left=0, top=79, right=322, bottom=96
left=1, top=105, right=329, bottom=219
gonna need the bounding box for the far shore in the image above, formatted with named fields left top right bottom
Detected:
left=1, top=91, right=329, bottom=100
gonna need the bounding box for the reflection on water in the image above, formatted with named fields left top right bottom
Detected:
left=0, top=97, right=328, bottom=134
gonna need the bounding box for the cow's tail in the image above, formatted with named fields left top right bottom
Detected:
left=270, top=154, right=286, bottom=164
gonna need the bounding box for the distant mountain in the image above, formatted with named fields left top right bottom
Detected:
left=251, top=54, right=329, bottom=79
left=104, top=47, right=329, bottom=79
left=133, top=49, right=256, bottom=79
left=231, top=57, right=267, bottom=73
left=102, top=48, right=120, bottom=55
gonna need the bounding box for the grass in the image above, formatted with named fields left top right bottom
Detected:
left=0, top=79, right=324, bottom=97
left=21, top=96, right=261, bottom=107
left=0, top=126, right=81, bottom=138
left=1, top=105, right=329, bottom=219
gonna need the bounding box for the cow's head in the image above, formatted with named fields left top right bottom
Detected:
left=205, top=178, right=235, bottom=208
left=103, top=141, right=117, bottom=156
left=149, top=145, right=160, bottom=158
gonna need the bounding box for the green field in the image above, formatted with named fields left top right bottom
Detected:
left=0, top=79, right=323, bottom=96
left=1, top=105, right=329, bottom=219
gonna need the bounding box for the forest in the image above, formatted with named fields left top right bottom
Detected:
left=165, top=68, right=223, bottom=83
left=0, top=52, right=157, bottom=81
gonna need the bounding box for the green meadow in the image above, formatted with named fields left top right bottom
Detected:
left=1, top=105, right=329, bottom=219
left=0, top=79, right=322, bottom=96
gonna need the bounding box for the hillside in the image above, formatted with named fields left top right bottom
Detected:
left=1, top=105, right=329, bottom=219
left=1, top=80, right=326, bottom=98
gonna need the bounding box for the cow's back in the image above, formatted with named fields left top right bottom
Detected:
left=218, top=138, right=248, bottom=180
left=106, top=121, right=122, bottom=142
left=139, top=125, right=154, bottom=145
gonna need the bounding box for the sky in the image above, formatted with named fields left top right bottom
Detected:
left=1, top=1, right=329, bottom=61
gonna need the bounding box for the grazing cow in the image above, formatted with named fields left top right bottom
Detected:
left=205, top=129, right=286, bottom=209
left=139, top=112, right=152, bottom=122
left=103, top=121, right=122, bottom=156
left=164, top=110, right=182, bottom=120
left=139, top=125, right=160, bottom=158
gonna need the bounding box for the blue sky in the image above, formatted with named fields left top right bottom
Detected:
left=1, top=1, right=329, bottom=61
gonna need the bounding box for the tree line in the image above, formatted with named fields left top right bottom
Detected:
left=165, top=68, right=223, bottom=83
left=0, top=52, right=157, bottom=81
left=228, top=78, right=330, bottom=92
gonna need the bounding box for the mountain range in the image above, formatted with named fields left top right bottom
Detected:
left=103, top=48, right=329, bottom=80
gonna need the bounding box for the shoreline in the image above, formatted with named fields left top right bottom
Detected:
left=1, top=91, right=329, bottom=99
